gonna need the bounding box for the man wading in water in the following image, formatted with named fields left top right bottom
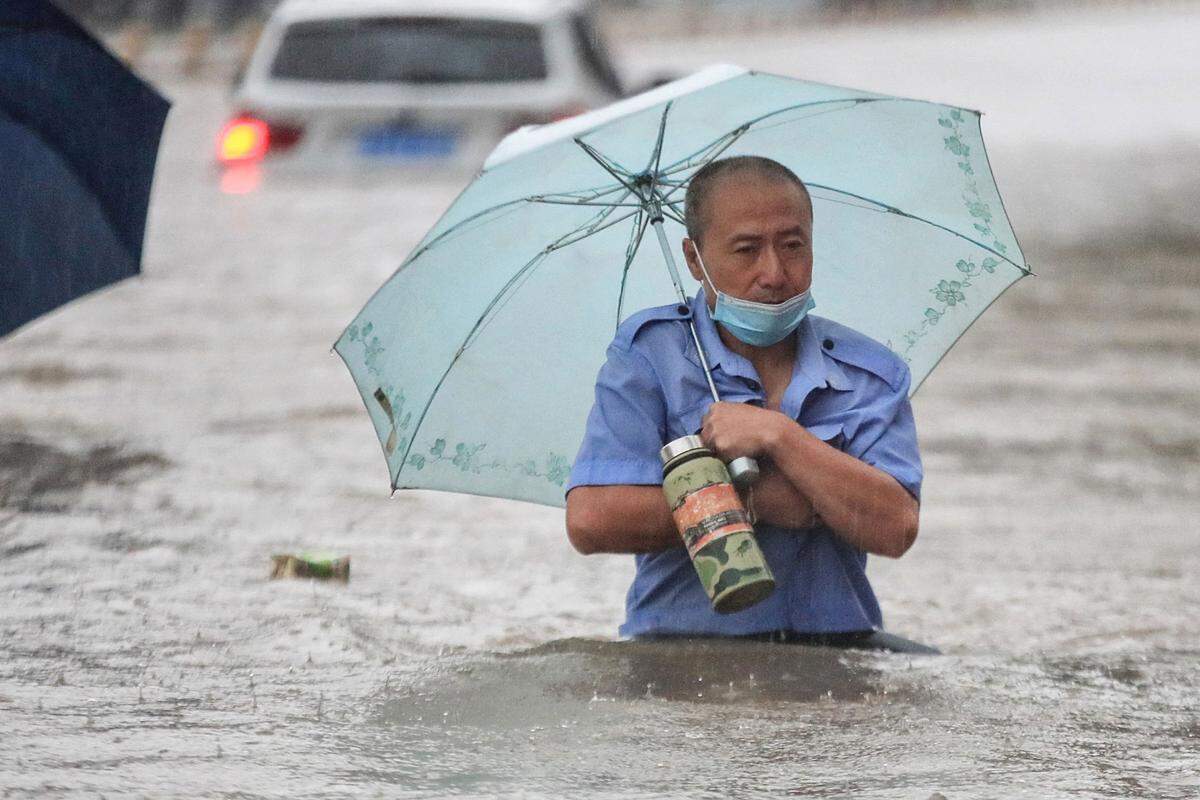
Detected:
left=564, top=156, right=934, bottom=653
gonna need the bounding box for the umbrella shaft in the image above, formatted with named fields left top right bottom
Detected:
left=688, top=319, right=721, bottom=405
left=651, top=216, right=720, bottom=404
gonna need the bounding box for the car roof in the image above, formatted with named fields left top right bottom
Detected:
left=272, top=0, right=590, bottom=25
left=485, top=64, right=746, bottom=170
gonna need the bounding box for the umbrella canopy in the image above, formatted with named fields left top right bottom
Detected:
left=0, top=0, right=170, bottom=337
left=336, top=64, right=1029, bottom=507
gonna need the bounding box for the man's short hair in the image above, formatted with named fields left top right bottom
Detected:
left=683, top=156, right=812, bottom=246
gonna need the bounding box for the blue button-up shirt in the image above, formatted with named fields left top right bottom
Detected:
left=566, top=288, right=923, bottom=638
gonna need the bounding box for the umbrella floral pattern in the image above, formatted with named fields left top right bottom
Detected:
left=895, top=106, right=1027, bottom=359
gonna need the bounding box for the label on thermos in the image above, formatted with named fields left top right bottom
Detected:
left=673, top=483, right=755, bottom=557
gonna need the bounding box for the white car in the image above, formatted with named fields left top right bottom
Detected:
left=217, top=0, right=625, bottom=174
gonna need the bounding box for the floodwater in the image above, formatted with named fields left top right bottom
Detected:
left=2, top=7, right=1199, bottom=798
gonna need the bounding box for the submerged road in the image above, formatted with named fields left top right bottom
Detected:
left=2, top=6, right=1199, bottom=797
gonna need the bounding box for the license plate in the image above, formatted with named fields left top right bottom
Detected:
left=358, top=125, right=459, bottom=160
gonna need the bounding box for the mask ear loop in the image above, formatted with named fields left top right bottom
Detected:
left=690, top=241, right=720, bottom=298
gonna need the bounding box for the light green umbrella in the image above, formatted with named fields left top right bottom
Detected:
left=335, top=64, right=1029, bottom=506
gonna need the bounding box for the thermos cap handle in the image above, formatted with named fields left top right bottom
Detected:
left=727, top=456, right=761, bottom=487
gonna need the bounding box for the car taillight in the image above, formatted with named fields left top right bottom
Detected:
left=217, top=115, right=303, bottom=164
left=219, top=117, right=268, bottom=163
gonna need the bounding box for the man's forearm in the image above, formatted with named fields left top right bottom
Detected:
left=565, top=485, right=682, bottom=554
left=748, top=462, right=816, bottom=529
left=766, top=418, right=918, bottom=558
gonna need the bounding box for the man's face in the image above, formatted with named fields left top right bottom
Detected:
left=683, top=173, right=813, bottom=309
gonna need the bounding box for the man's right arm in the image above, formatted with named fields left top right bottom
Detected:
left=565, top=485, right=680, bottom=554
left=566, top=460, right=818, bottom=554
left=565, top=335, right=680, bottom=555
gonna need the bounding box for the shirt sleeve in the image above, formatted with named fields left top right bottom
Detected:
left=565, top=342, right=667, bottom=494
left=843, top=363, right=924, bottom=502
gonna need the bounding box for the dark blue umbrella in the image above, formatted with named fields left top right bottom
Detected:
left=0, top=0, right=169, bottom=337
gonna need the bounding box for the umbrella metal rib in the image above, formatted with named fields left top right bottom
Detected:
left=572, top=105, right=762, bottom=484
left=614, top=206, right=650, bottom=329
left=570, top=110, right=730, bottom=406
left=394, top=104, right=766, bottom=487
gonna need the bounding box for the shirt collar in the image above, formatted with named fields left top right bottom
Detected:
left=690, top=287, right=757, bottom=384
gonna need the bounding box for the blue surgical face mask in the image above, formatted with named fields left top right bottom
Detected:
left=693, top=245, right=816, bottom=347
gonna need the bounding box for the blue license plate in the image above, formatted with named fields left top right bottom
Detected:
left=358, top=125, right=459, bottom=159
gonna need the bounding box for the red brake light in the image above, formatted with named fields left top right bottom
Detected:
left=219, top=117, right=269, bottom=164
left=217, top=114, right=304, bottom=165
left=269, top=123, right=303, bottom=151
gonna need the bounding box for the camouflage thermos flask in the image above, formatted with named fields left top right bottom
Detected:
left=660, top=435, right=775, bottom=614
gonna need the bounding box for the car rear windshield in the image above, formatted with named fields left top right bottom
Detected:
left=270, top=17, right=548, bottom=83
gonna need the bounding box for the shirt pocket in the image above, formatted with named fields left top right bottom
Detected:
left=672, top=402, right=708, bottom=440
left=805, top=420, right=847, bottom=451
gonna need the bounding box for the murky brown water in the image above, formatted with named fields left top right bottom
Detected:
left=3, top=13, right=1200, bottom=796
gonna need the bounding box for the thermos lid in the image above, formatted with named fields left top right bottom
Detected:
left=659, top=434, right=706, bottom=465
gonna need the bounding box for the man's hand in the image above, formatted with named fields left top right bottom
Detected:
left=698, top=401, right=789, bottom=461
left=700, top=403, right=817, bottom=529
